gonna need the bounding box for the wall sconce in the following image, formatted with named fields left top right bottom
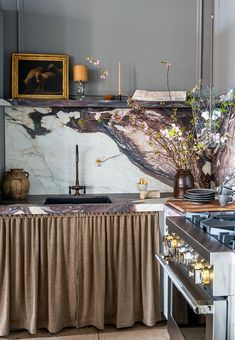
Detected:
left=73, top=64, right=88, bottom=99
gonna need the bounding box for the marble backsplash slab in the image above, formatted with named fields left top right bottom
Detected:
left=5, top=106, right=172, bottom=194
left=4, top=100, right=235, bottom=193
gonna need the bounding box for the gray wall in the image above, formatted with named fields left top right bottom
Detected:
left=214, top=0, right=235, bottom=93
left=0, top=0, right=213, bottom=193
left=0, top=9, right=5, bottom=191
left=202, top=0, right=213, bottom=87
left=1, top=0, right=18, bottom=98
left=1, top=0, right=19, bottom=189
left=2, top=0, right=208, bottom=97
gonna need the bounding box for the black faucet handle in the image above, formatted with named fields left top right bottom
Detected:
left=68, top=184, right=86, bottom=196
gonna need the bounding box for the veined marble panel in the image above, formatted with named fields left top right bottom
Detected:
left=5, top=106, right=171, bottom=194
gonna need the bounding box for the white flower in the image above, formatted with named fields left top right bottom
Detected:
left=201, top=110, right=210, bottom=120
left=220, top=136, right=228, bottom=144
left=94, top=112, right=102, bottom=120
left=219, top=88, right=235, bottom=101
left=213, top=109, right=222, bottom=120
left=160, top=129, right=168, bottom=136
left=215, top=132, right=221, bottom=143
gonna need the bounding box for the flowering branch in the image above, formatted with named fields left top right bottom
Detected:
left=187, top=85, right=234, bottom=151
left=86, top=56, right=109, bottom=79
left=80, top=57, right=234, bottom=173
left=96, top=154, right=122, bottom=167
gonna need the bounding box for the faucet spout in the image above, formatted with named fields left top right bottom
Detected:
left=75, top=144, right=79, bottom=186
left=69, top=144, right=86, bottom=195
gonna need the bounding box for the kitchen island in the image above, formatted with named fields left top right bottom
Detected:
left=0, top=193, right=170, bottom=336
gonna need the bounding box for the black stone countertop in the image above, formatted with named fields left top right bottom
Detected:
left=0, top=193, right=173, bottom=215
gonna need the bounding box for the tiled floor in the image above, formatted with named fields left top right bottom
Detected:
left=2, top=322, right=169, bottom=340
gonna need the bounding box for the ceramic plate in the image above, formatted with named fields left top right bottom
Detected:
left=184, top=196, right=215, bottom=203
left=184, top=194, right=215, bottom=199
left=186, top=189, right=215, bottom=195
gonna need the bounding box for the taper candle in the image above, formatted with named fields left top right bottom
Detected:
left=118, top=62, right=121, bottom=96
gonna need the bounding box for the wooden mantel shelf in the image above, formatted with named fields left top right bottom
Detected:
left=0, top=98, right=191, bottom=109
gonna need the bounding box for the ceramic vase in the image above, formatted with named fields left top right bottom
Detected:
left=173, top=169, right=194, bottom=199
left=2, top=168, right=30, bottom=200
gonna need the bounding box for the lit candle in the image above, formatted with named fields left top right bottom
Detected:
left=118, top=62, right=121, bottom=96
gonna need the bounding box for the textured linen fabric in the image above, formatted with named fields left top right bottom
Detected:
left=0, top=215, right=78, bottom=336
left=0, top=212, right=161, bottom=336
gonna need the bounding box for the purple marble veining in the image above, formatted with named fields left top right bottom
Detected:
left=0, top=206, right=32, bottom=215
left=41, top=202, right=138, bottom=214
left=212, top=107, right=235, bottom=186
left=0, top=202, right=157, bottom=215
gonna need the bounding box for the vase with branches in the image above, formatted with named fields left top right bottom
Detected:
left=81, top=56, right=234, bottom=196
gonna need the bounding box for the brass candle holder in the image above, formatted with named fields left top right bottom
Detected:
left=137, top=178, right=148, bottom=200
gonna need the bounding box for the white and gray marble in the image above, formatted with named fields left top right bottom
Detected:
left=5, top=106, right=172, bottom=194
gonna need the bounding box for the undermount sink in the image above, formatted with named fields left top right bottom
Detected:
left=44, top=196, right=112, bottom=205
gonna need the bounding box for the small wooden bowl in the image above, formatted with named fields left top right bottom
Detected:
left=103, top=95, right=114, bottom=100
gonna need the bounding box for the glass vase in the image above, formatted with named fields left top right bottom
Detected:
left=173, top=169, right=194, bottom=199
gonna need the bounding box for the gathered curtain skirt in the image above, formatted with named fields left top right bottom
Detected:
left=0, top=212, right=161, bottom=336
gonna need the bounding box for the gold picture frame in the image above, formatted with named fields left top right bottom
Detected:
left=12, top=53, right=69, bottom=99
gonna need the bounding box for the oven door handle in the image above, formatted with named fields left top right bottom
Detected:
left=155, top=253, right=214, bottom=314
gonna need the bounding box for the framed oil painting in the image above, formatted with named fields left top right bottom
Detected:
left=12, top=53, right=69, bottom=99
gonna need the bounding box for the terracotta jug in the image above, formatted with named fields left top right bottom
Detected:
left=173, top=169, right=194, bottom=199
left=2, top=169, right=30, bottom=200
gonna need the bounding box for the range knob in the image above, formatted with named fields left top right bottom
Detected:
left=163, top=234, right=174, bottom=242
left=182, top=251, right=195, bottom=266
left=178, top=251, right=194, bottom=266
left=194, top=267, right=211, bottom=285
left=188, top=259, right=203, bottom=278
left=166, top=236, right=183, bottom=249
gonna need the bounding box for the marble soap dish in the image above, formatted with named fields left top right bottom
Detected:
left=137, top=178, right=160, bottom=200
left=146, top=190, right=160, bottom=199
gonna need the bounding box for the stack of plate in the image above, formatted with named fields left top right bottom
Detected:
left=184, top=189, right=215, bottom=203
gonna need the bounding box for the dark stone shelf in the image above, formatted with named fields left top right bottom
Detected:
left=0, top=98, right=191, bottom=109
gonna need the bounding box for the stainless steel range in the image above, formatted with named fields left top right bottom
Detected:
left=156, top=212, right=235, bottom=340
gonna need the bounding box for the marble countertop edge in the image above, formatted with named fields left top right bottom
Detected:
left=0, top=193, right=173, bottom=215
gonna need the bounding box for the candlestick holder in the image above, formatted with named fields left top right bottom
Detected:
left=73, top=64, right=88, bottom=100
left=137, top=183, right=148, bottom=200
left=75, top=81, right=86, bottom=100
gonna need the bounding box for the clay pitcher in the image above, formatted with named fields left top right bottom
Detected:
left=2, top=169, right=30, bottom=200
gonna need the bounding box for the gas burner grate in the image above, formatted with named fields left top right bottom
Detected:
left=186, top=212, right=235, bottom=251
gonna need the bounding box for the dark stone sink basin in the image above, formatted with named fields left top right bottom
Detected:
left=44, top=196, right=112, bottom=205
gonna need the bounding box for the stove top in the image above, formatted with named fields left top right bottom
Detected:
left=186, top=211, right=235, bottom=250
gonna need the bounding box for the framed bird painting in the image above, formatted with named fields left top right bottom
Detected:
left=12, top=53, right=69, bottom=99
